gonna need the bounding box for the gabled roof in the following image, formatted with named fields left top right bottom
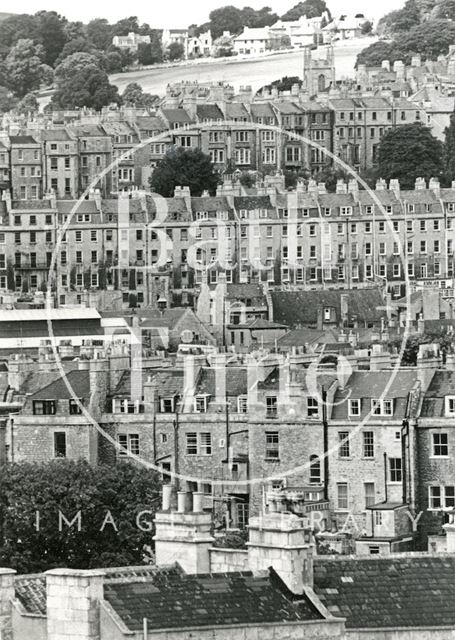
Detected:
left=9, top=135, right=38, bottom=145
left=196, top=367, right=248, bottom=397
left=161, top=108, right=193, bottom=124
left=225, top=103, right=250, bottom=119
left=234, top=195, right=272, bottom=210
left=104, top=566, right=322, bottom=632
left=271, top=289, right=386, bottom=328
left=196, top=104, right=224, bottom=120
left=29, top=369, right=91, bottom=401
left=68, top=125, right=108, bottom=138
left=40, top=129, right=73, bottom=142
left=331, top=370, right=418, bottom=420
left=250, top=103, right=276, bottom=118
left=139, top=308, right=189, bottom=330
left=421, top=369, right=455, bottom=417
left=191, top=196, right=232, bottom=213
left=314, top=555, right=455, bottom=629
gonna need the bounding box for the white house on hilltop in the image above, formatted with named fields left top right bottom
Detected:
left=233, top=27, right=273, bottom=56
left=112, top=32, right=151, bottom=51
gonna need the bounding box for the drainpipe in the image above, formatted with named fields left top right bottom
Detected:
left=383, top=452, right=388, bottom=503
left=401, top=419, right=409, bottom=505
left=322, top=386, right=329, bottom=500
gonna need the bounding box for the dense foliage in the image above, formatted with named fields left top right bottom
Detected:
left=281, top=0, right=331, bottom=21
left=357, top=0, right=455, bottom=67
left=376, top=123, right=444, bottom=190
left=0, top=459, right=161, bottom=573
left=150, top=148, right=221, bottom=197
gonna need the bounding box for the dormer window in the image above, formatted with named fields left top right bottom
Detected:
left=160, top=397, right=176, bottom=413
left=194, top=395, right=209, bottom=413
left=371, top=399, right=393, bottom=416
left=33, top=400, right=56, bottom=415
left=340, top=207, right=352, bottom=216
left=323, top=207, right=331, bottom=216
left=240, top=209, right=248, bottom=218
left=349, top=399, right=361, bottom=416
left=69, top=399, right=82, bottom=415
left=237, top=396, right=248, bottom=413
left=445, top=396, right=455, bottom=416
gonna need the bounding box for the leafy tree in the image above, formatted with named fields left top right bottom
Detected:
left=122, top=82, right=158, bottom=109
left=150, top=147, right=220, bottom=197
left=168, top=42, right=185, bottom=61
left=361, top=20, right=373, bottom=34
left=112, top=16, right=140, bottom=36
left=356, top=40, right=401, bottom=68
left=0, top=459, right=161, bottom=573
left=239, top=171, right=256, bottom=187
left=313, top=166, right=347, bottom=192
left=137, top=36, right=163, bottom=65
left=55, top=37, right=94, bottom=66
left=444, top=108, right=455, bottom=181
left=281, top=0, right=331, bottom=21
left=0, top=14, right=39, bottom=58
left=16, top=92, right=39, bottom=113
left=4, top=39, right=50, bottom=97
left=376, top=0, right=421, bottom=37
left=52, top=53, right=121, bottom=110
left=104, top=51, right=124, bottom=73
left=241, top=6, right=278, bottom=28
left=34, top=10, right=68, bottom=67
left=208, top=6, right=244, bottom=39
left=391, top=330, right=454, bottom=366
left=0, top=86, right=17, bottom=113
left=432, top=0, right=455, bottom=19
left=86, top=18, right=113, bottom=51
left=400, top=20, right=455, bottom=60
left=377, top=123, right=444, bottom=190
left=261, top=75, right=303, bottom=93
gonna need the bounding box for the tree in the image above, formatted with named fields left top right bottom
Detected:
left=122, top=82, right=158, bottom=109
left=112, top=16, right=140, bottom=37
left=241, top=6, right=278, bottom=28
left=168, top=42, right=185, bottom=61
left=137, top=36, right=163, bottom=66
left=208, top=6, right=244, bottom=39
left=377, top=123, right=444, bottom=190
left=376, top=0, right=421, bottom=37
left=261, top=75, right=302, bottom=93
left=281, top=0, right=331, bottom=21
left=391, top=330, right=454, bottom=366
left=34, top=10, right=68, bottom=67
left=0, top=14, right=39, bottom=58
left=0, top=86, right=17, bottom=113
left=0, top=459, right=161, bottom=573
left=444, top=108, right=455, bottom=181
left=86, top=18, right=113, bottom=51
left=52, top=53, right=121, bottom=110
left=361, top=20, right=373, bottom=35
left=4, top=39, right=50, bottom=97
left=150, top=147, right=220, bottom=197
left=16, top=92, right=39, bottom=113
left=356, top=40, right=400, bottom=68
left=55, top=37, right=94, bottom=66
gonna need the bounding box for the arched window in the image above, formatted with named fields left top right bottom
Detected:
left=310, top=455, right=321, bottom=484
left=318, top=74, right=326, bottom=92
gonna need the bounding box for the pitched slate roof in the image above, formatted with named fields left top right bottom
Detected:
left=226, top=283, right=266, bottom=302
left=29, top=369, right=91, bottom=401
left=234, top=195, right=272, bottom=210
left=161, top=109, right=193, bottom=124
left=314, top=555, right=455, bottom=629
left=10, top=135, right=38, bottom=145
left=40, top=129, right=73, bottom=142
left=271, top=289, right=386, bottom=328
left=331, top=370, right=417, bottom=420
left=104, top=567, right=322, bottom=632
left=420, top=369, right=455, bottom=417
left=196, top=367, right=248, bottom=397
left=196, top=104, right=224, bottom=120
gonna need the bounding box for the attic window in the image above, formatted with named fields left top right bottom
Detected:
left=69, top=399, right=82, bottom=415
left=33, top=400, right=56, bottom=415
left=445, top=396, right=455, bottom=416
left=160, top=397, right=175, bottom=413
left=194, top=395, right=209, bottom=413
left=307, top=397, right=319, bottom=417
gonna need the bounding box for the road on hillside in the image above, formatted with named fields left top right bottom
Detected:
left=110, top=38, right=375, bottom=96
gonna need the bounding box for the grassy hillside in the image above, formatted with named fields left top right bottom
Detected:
left=0, top=12, right=15, bottom=22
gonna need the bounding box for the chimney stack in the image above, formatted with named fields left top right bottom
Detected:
left=46, top=569, right=104, bottom=640
left=247, top=511, right=314, bottom=595
left=0, top=568, right=16, bottom=640
left=154, top=491, right=214, bottom=573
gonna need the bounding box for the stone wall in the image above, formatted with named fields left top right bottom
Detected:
left=209, top=548, right=249, bottom=573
